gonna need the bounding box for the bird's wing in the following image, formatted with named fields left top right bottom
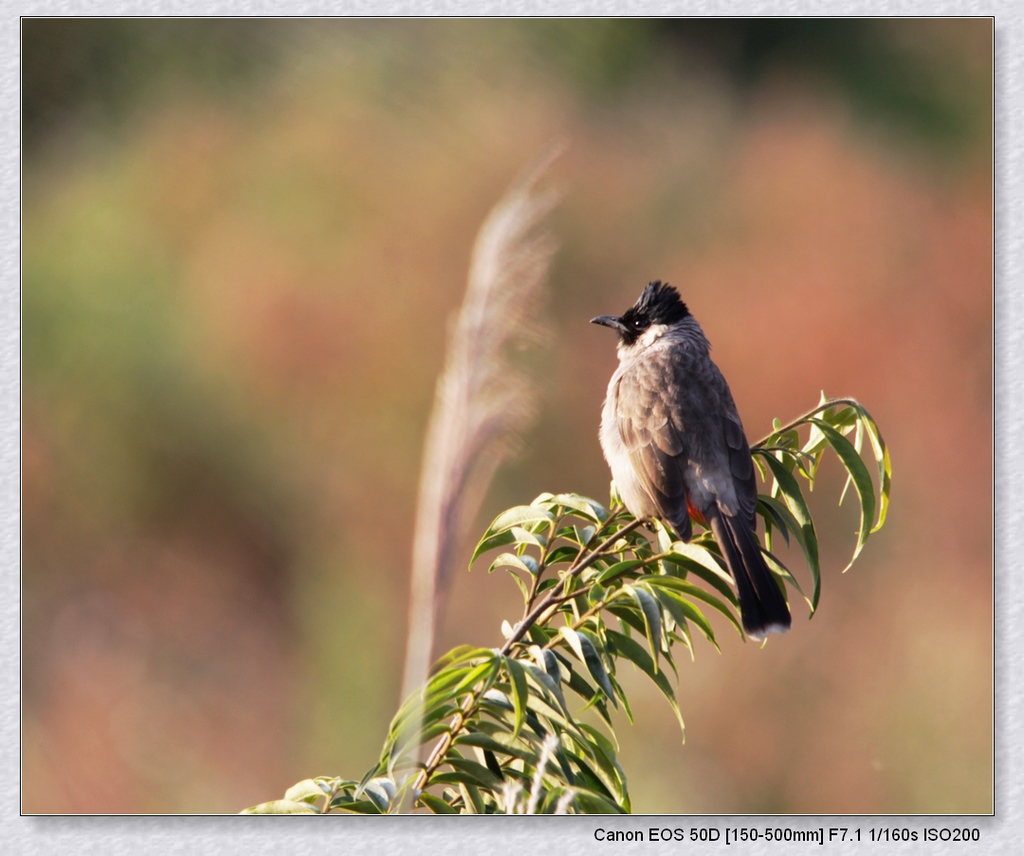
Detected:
left=617, top=347, right=760, bottom=531
left=614, top=350, right=692, bottom=534
left=712, top=366, right=759, bottom=527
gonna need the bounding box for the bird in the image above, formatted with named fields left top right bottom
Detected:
left=591, top=280, right=791, bottom=640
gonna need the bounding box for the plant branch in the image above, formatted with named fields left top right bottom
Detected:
left=410, top=514, right=646, bottom=803
left=753, top=397, right=860, bottom=448
left=500, top=516, right=646, bottom=656
left=512, top=552, right=667, bottom=655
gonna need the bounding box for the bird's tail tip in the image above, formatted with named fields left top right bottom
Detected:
left=708, top=511, right=793, bottom=642
left=743, top=616, right=792, bottom=642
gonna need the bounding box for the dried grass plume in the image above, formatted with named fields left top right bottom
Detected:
left=399, top=148, right=561, bottom=723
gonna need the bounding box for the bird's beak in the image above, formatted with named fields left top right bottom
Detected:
left=591, top=315, right=629, bottom=334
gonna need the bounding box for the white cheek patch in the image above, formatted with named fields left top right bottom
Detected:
left=638, top=324, right=670, bottom=348
left=617, top=323, right=670, bottom=356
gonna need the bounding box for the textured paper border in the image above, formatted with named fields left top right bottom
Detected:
left=7, top=6, right=1013, bottom=854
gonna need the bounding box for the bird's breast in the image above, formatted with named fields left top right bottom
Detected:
left=598, top=369, right=660, bottom=519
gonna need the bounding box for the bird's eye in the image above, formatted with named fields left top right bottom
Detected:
left=632, top=317, right=649, bottom=330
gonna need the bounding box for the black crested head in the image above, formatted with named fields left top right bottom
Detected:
left=620, top=280, right=690, bottom=344
left=591, top=280, right=691, bottom=346
left=627, top=280, right=690, bottom=326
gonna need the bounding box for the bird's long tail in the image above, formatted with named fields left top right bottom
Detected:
left=706, top=509, right=791, bottom=640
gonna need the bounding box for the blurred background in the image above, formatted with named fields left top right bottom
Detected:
left=22, top=19, right=991, bottom=814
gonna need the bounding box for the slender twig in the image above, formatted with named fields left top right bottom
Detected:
left=525, top=573, right=542, bottom=612
left=525, top=528, right=555, bottom=612
left=510, top=551, right=667, bottom=655
left=321, top=780, right=343, bottom=814
left=412, top=694, right=478, bottom=798
left=540, top=601, right=607, bottom=650
left=499, top=517, right=646, bottom=656
left=753, top=398, right=860, bottom=448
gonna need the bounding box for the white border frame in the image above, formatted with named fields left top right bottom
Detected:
left=7, top=7, right=1014, bottom=855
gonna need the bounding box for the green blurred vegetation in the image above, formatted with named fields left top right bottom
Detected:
left=24, top=19, right=989, bottom=153
left=22, top=19, right=991, bottom=814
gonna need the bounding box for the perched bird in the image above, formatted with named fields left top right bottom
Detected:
left=592, top=280, right=791, bottom=640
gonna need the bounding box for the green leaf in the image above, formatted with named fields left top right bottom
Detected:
left=571, top=788, right=628, bottom=814
left=510, top=526, right=548, bottom=549
left=653, top=520, right=676, bottom=552
left=595, top=559, right=645, bottom=585
left=241, top=799, right=319, bottom=815
left=506, top=569, right=532, bottom=602
left=489, top=505, right=557, bottom=533
left=606, top=629, right=685, bottom=741
left=761, top=547, right=804, bottom=600
left=418, top=791, right=458, bottom=814
left=657, top=553, right=736, bottom=606
left=328, top=798, right=384, bottom=814
left=549, top=493, right=608, bottom=523
left=520, top=660, right=570, bottom=718
left=530, top=646, right=574, bottom=714
left=666, top=541, right=735, bottom=588
left=574, top=524, right=597, bottom=547
left=652, top=588, right=720, bottom=650
left=756, top=496, right=791, bottom=547
left=504, top=656, right=529, bottom=738
left=470, top=506, right=554, bottom=567
left=560, top=626, right=615, bottom=704
left=455, top=731, right=539, bottom=765
left=756, top=494, right=801, bottom=550
left=506, top=679, right=569, bottom=733
left=563, top=664, right=613, bottom=725
left=358, top=777, right=396, bottom=813
left=469, top=530, right=517, bottom=568
left=545, top=544, right=582, bottom=565
left=421, top=666, right=473, bottom=703
left=445, top=757, right=504, bottom=790
left=539, top=785, right=576, bottom=814
left=381, top=685, right=452, bottom=765
left=524, top=622, right=557, bottom=647
left=431, top=645, right=496, bottom=672
left=577, top=723, right=629, bottom=809
left=452, top=653, right=500, bottom=695
left=417, top=720, right=453, bottom=748
left=758, top=451, right=822, bottom=613
left=460, top=781, right=485, bottom=814
left=530, top=645, right=562, bottom=685
left=807, top=418, right=876, bottom=572
left=284, top=779, right=324, bottom=805
left=607, top=672, right=634, bottom=724
left=604, top=599, right=647, bottom=637
left=478, top=690, right=519, bottom=735
left=626, top=584, right=663, bottom=671
left=381, top=697, right=459, bottom=773
left=488, top=552, right=540, bottom=575
left=642, top=575, right=743, bottom=638
left=481, top=751, right=502, bottom=792
left=860, top=410, right=892, bottom=532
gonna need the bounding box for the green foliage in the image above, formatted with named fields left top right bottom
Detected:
left=242, top=397, right=890, bottom=815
